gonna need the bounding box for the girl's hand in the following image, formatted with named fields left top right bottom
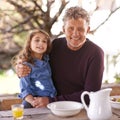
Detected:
left=32, top=97, right=49, bottom=108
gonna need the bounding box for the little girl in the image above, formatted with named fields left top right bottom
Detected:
left=11, top=29, right=56, bottom=108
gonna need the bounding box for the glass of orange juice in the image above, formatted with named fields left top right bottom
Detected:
left=11, top=104, right=24, bottom=120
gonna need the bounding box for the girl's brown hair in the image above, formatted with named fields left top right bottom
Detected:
left=11, top=29, right=51, bottom=66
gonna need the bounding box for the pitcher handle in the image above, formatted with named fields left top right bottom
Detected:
left=81, top=91, right=90, bottom=112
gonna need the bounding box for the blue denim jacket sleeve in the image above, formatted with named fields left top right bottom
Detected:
left=18, top=76, right=32, bottom=99
left=18, top=62, right=33, bottom=99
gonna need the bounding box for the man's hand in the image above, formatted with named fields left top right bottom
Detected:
left=15, top=62, right=31, bottom=78
left=32, top=97, right=49, bottom=108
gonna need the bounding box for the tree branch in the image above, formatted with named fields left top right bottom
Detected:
left=90, top=6, right=120, bottom=34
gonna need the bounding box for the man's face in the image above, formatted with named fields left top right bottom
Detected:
left=63, top=18, right=90, bottom=50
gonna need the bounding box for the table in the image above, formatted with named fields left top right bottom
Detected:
left=0, top=107, right=120, bottom=120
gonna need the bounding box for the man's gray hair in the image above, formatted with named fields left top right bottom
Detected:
left=63, top=6, right=90, bottom=25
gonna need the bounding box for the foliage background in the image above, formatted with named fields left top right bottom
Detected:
left=0, top=0, right=120, bottom=94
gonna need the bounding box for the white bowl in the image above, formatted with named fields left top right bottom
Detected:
left=110, top=95, right=120, bottom=109
left=47, top=101, right=83, bottom=117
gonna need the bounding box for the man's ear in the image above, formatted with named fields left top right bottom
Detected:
left=87, top=26, right=90, bottom=33
left=62, top=26, right=65, bottom=33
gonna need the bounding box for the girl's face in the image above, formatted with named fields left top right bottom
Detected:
left=30, top=33, right=48, bottom=59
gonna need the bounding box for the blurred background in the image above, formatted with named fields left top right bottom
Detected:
left=0, top=0, right=120, bottom=95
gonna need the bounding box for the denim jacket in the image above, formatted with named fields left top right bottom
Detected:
left=18, top=55, right=56, bottom=99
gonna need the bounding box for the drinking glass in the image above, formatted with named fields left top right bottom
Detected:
left=11, top=104, right=24, bottom=120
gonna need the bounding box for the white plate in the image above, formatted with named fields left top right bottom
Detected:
left=47, top=101, right=83, bottom=117
left=110, top=95, right=120, bottom=109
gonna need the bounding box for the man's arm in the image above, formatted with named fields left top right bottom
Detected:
left=15, top=62, right=31, bottom=78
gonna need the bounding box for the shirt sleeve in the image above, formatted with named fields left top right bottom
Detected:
left=18, top=76, right=32, bottom=99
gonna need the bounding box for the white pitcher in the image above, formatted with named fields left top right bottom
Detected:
left=81, top=88, right=112, bottom=120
